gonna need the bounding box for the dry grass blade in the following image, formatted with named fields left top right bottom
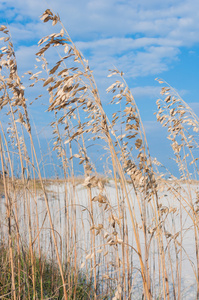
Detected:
left=0, top=8, right=198, bottom=300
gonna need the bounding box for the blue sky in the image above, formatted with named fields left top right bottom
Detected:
left=0, top=0, right=199, bottom=176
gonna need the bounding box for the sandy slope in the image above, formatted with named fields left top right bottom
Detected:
left=1, top=180, right=198, bottom=298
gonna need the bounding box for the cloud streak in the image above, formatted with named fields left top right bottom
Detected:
left=1, top=0, right=199, bottom=81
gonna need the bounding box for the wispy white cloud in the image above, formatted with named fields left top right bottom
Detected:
left=130, top=86, right=161, bottom=98
left=3, top=1, right=199, bottom=42
left=1, top=0, right=199, bottom=80
left=15, top=45, right=38, bottom=72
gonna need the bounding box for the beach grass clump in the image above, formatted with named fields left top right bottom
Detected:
left=0, top=241, right=94, bottom=299
left=0, top=8, right=198, bottom=300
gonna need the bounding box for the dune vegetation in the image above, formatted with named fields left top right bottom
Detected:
left=0, top=9, right=199, bottom=299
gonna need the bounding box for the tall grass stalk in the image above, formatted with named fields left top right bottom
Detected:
left=0, top=9, right=198, bottom=300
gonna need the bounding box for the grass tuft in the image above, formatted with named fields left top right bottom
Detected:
left=0, top=8, right=198, bottom=300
